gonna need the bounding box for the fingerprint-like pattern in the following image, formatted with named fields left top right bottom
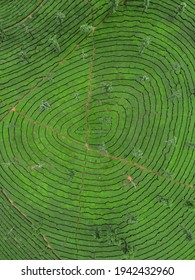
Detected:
left=0, top=0, right=194, bottom=260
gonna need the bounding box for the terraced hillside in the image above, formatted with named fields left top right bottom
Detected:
left=0, top=0, right=194, bottom=260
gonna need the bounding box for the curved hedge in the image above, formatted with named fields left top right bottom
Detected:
left=0, top=0, right=194, bottom=259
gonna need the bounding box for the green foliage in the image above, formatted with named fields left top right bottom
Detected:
left=23, top=24, right=34, bottom=38
left=80, top=24, right=95, bottom=34
left=177, top=2, right=187, bottom=15
left=183, top=199, right=195, bottom=211
left=168, top=91, right=181, bottom=100
left=126, top=212, right=139, bottom=224
left=45, top=72, right=54, bottom=83
left=93, top=227, right=102, bottom=240
left=19, top=50, right=29, bottom=63
left=132, top=148, right=143, bottom=159
left=101, top=82, right=113, bottom=93
left=0, top=27, right=6, bottom=42
left=140, top=75, right=150, bottom=82
left=74, top=92, right=79, bottom=101
left=140, top=37, right=151, bottom=54
left=99, top=142, right=108, bottom=153
left=172, top=62, right=182, bottom=74
left=157, top=195, right=173, bottom=208
left=161, top=168, right=174, bottom=178
left=106, top=0, right=121, bottom=13
left=164, top=136, right=177, bottom=147
left=100, top=116, right=112, bottom=124
left=81, top=49, right=88, bottom=60
left=120, top=238, right=129, bottom=254
left=180, top=226, right=195, bottom=242
left=0, top=0, right=194, bottom=261
left=106, top=227, right=122, bottom=246
left=144, top=0, right=150, bottom=11
left=68, top=170, right=76, bottom=181
left=186, top=142, right=195, bottom=149
left=48, top=35, right=61, bottom=53
left=56, top=11, right=65, bottom=25
left=113, top=0, right=121, bottom=12
left=40, top=100, right=50, bottom=111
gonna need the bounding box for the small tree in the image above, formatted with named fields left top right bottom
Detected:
left=121, top=238, right=129, bottom=254
left=161, top=168, right=174, bottom=178
left=140, top=75, right=150, bottom=82
left=164, top=136, right=177, bottom=147
left=68, top=169, right=76, bottom=182
left=40, top=100, right=50, bottom=111
left=177, top=2, right=187, bottom=15
left=48, top=35, right=61, bottom=53
left=99, top=142, right=108, bottom=154
left=80, top=24, right=95, bottom=34
left=101, top=81, right=113, bottom=93
left=1, top=162, right=13, bottom=168
left=45, top=72, right=54, bottom=83
left=186, top=142, right=195, bottom=149
left=81, top=49, right=88, bottom=60
left=157, top=194, right=173, bottom=208
left=74, top=92, right=79, bottom=101
left=100, top=116, right=112, bottom=124
left=19, top=50, right=30, bottom=63
left=126, top=212, right=139, bottom=224
left=93, top=227, right=102, bottom=240
left=112, top=0, right=121, bottom=13
left=0, top=27, right=6, bottom=42
left=123, top=247, right=136, bottom=259
left=35, top=163, right=44, bottom=168
left=140, top=37, right=151, bottom=54
left=183, top=199, right=195, bottom=210
left=172, top=62, right=181, bottom=74
left=23, top=24, right=34, bottom=38
left=91, top=250, right=97, bottom=259
left=168, top=91, right=181, bottom=100
left=180, top=225, right=195, bottom=241
left=106, top=227, right=122, bottom=246
left=132, top=148, right=143, bottom=159
left=56, top=11, right=65, bottom=25
left=144, top=0, right=150, bottom=11
left=32, top=226, right=42, bottom=238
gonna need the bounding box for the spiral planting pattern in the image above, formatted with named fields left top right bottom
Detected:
left=0, top=0, right=194, bottom=259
